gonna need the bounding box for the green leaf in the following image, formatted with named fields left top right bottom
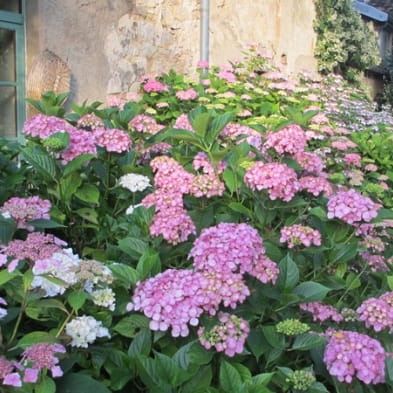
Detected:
left=232, top=363, right=252, bottom=383
left=293, top=281, right=331, bottom=302
left=223, top=168, right=236, bottom=193
left=188, top=106, right=209, bottom=137
left=137, top=248, right=161, bottom=280
left=0, top=215, right=16, bottom=245
left=75, top=208, right=98, bottom=224
left=67, top=290, right=88, bottom=311
left=246, top=329, right=266, bottom=361
left=261, top=325, right=286, bottom=349
left=22, top=147, right=57, bottom=180
left=118, top=237, right=148, bottom=259
left=113, top=315, right=149, bottom=338
left=292, top=333, right=326, bottom=351
left=206, top=112, right=233, bottom=144
left=228, top=202, right=253, bottom=217
left=387, top=276, right=393, bottom=291
left=345, top=272, right=361, bottom=290
left=17, top=331, right=57, bottom=348
left=309, top=207, right=327, bottom=221
left=181, top=366, right=213, bottom=393
left=56, top=373, right=111, bottom=393
left=155, top=352, right=190, bottom=387
left=219, top=360, right=243, bottom=392
left=277, top=254, right=299, bottom=292
left=62, top=153, right=95, bottom=177
left=158, top=128, right=204, bottom=148
left=75, top=184, right=100, bottom=204
left=128, top=328, right=152, bottom=358
left=109, top=263, right=140, bottom=286
left=375, top=208, right=393, bottom=221
left=309, top=382, right=330, bottom=393
left=36, top=376, right=56, bottom=393
left=251, top=372, right=275, bottom=387
left=386, top=356, right=393, bottom=387
left=0, top=269, right=19, bottom=286
left=26, top=219, right=65, bottom=229
left=331, top=243, right=358, bottom=264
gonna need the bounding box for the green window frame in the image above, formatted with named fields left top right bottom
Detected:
left=0, top=1, right=26, bottom=142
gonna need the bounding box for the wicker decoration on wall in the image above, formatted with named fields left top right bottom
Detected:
left=26, top=49, right=71, bottom=115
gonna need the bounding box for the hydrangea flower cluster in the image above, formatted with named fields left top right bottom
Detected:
left=357, top=294, right=393, bottom=332
left=264, top=124, right=308, bottom=154
left=0, top=232, right=66, bottom=272
left=143, top=79, right=168, bottom=93
left=220, top=123, right=262, bottom=149
left=327, top=189, right=380, bottom=225
left=175, top=88, right=198, bottom=101
left=293, top=151, right=325, bottom=174
left=0, top=356, right=22, bottom=387
left=300, top=302, right=343, bottom=323
left=299, top=176, right=333, bottom=197
left=22, top=343, right=66, bottom=383
left=119, top=173, right=151, bottom=192
left=344, top=153, right=362, bottom=167
left=331, top=137, right=357, bottom=151
left=91, top=288, right=116, bottom=311
left=244, top=162, right=299, bottom=201
left=198, top=312, right=249, bottom=357
left=360, top=251, right=388, bottom=272
left=72, top=259, right=113, bottom=293
left=189, top=222, right=279, bottom=284
left=285, top=370, right=316, bottom=391
left=276, top=319, right=310, bottom=335
left=65, top=315, right=110, bottom=348
left=280, top=224, right=322, bottom=248
left=1, top=196, right=51, bottom=231
left=324, top=330, right=385, bottom=384
left=22, top=114, right=72, bottom=139
left=173, top=114, right=194, bottom=132
left=129, top=114, right=165, bottom=135
left=61, top=128, right=97, bottom=163
left=93, top=128, right=132, bottom=153
left=189, top=174, right=225, bottom=198
left=76, top=113, right=104, bottom=130
left=31, top=249, right=81, bottom=296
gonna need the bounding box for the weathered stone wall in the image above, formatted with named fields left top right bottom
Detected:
left=26, top=0, right=317, bottom=104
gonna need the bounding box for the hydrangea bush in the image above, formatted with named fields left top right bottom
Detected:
left=1, top=43, right=393, bottom=392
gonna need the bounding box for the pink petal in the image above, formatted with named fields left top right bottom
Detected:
left=3, top=372, right=22, bottom=387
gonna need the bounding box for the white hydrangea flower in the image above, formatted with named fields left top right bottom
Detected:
left=125, top=203, right=142, bottom=215
left=91, top=288, right=116, bottom=311
left=119, top=173, right=151, bottom=192
left=65, top=315, right=110, bottom=348
left=31, top=249, right=80, bottom=297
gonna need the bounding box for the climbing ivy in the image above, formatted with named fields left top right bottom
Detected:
left=314, top=0, right=380, bottom=81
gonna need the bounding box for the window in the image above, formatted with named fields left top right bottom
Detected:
left=0, top=0, right=25, bottom=141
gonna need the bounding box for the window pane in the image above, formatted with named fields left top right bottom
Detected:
left=0, top=28, right=16, bottom=81
left=0, top=0, right=21, bottom=13
left=0, top=86, right=16, bottom=138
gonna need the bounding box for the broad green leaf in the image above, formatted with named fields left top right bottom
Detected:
left=246, top=329, right=266, bottom=361
left=219, top=360, right=242, bottom=392
left=56, top=373, right=111, bottom=393
left=292, top=333, right=326, bottom=351
left=387, top=276, right=393, bottom=291
left=109, top=263, right=139, bottom=286
left=375, top=208, right=393, bottom=221
left=118, top=237, right=148, bottom=259
left=128, top=328, right=152, bottom=358
left=309, top=207, right=327, bottom=221
left=293, top=282, right=330, bottom=302
left=223, top=168, right=236, bottom=193
left=75, top=208, right=98, bottom=224
left=59, top=172, right=82, bottom=202
left=22, top=147, right=57, bottom=180
left=113, top=315, right=149, bottom=338
left=75, top=184, right=100, bottom=204
left=228, top=202, right=253, bottom=217
left=261, top=325, right=286, bottom=349
left=26, top=219, right=65, bottom=229
left=188, top=106, right=209, bottom=137
left=0, top=216, right=16, bottom=245
left=36, top=376, right=56, bottom=393
left=181, top=366, right=212, bottom=393
left=137, top=248, right=161, bottom=280
left=206, top=112, right=233, bottom=144
left=345, top=272, right=361, bottom=290
left=155, top=352, right=191, bottom=387
left=17, top=331, right=57, bottom=348
left=309, top=382, right=330, bottom=393
left=277, top=254, right=299, bottom=292
left=331, top=243, right=358, bottom=264
left=67, top=290, right=88, bottom=311
left=62, top=153, right=95, bottom=177
left=0, top=269, right=19, bottom=286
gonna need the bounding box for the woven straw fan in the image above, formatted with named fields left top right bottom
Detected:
left=26, top=49, right=71, bottom=116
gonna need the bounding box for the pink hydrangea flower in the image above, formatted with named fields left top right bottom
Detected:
left=331, top=137, right=357, bottom=151
left=129, top=114, right=164, bottom=135
left=61, top=128, right=97, bottom=163
left=175, top=88, right=198, bottom=101
left=192, top=152, right=226, bottom=175
left=217, top=69, right=237, bottom=83
left=197, top=60, right=209, bottom=69
left=1, top=196, right=51, bottom=231
left=0, top=357, right=21, bottom=387
left=198, top=312, right=250, bottom=357
left=221, top=123, right=262, bottom=149
left=324, top=330, right=385, bottom=384
left=143, top=79, right=168, bottom=93
left=265, top=124, right=308, bottom=154
left=190, top=174, right=225, bottom=198
left=300, top=302, right=343, bottom=323
left=23, top=114, right=72, bottom=139
left=22, top=343, right=66, bottom=382
left=360, top=251, right=388, bottom=272
left=280, top=224, right=322, bottom=248
left=76, top=113, right=104, bottom=130
left=327, top=189, right=380, bottom=225
left=93, top=128, right=132, bottom=153
left=293, top=151, right=325, bottom=175
left=344, top=153, right=361, bottom=167
left=244, top=162, right=299, bottom=202
left=174, top=113, right=194, bottom=132
left=299, top=176, right=333, bottom=197
left=357, top=297, right=393, bottom=332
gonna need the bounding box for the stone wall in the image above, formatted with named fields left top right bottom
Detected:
left=26, top=0, right=317, bottom=104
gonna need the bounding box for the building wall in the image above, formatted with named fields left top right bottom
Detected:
left=26, top=0, right=317, bottom=105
